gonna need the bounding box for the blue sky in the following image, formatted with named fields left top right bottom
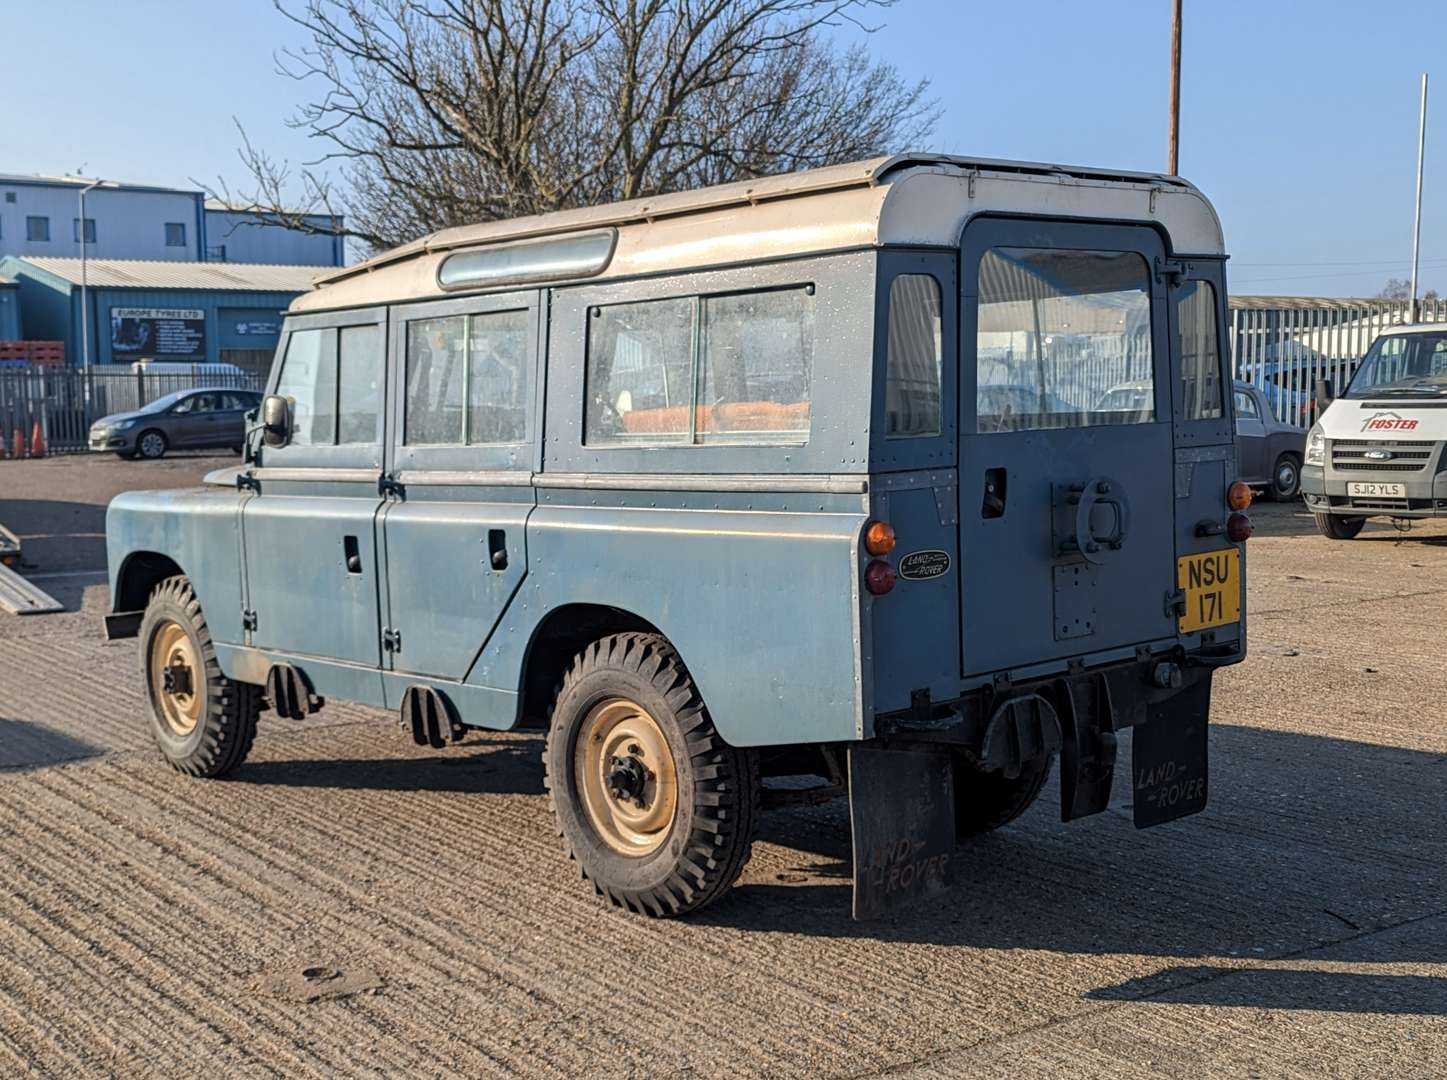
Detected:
left=8, top=0, right=1445, bottom=295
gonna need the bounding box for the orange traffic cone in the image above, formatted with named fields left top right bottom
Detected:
left=29, top=421, right=45, bottom=459
left=11, top=428, right=25, bottom=460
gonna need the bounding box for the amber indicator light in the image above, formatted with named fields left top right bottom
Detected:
left=863, top=520, right=896, bottom=556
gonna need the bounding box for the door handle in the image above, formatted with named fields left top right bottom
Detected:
left=343, top=534, right=363, bottom=574
left=487, top=529, right=508, bottom=571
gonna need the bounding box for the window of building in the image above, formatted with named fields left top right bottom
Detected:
left=976, top=247, right=1154, bottom=432
left=885, top=275, right=943, bottom=437
left=73, top=217, right=97, bottom=244
left=26, top=216, right=49, bottom=242
left=3, top=192, right=15, bottom=204
left=275, top=328, right=338, bottom=446
left=585, top=285, right=814, bottom=446
left=1178, top=280, right=1223, bottom=420
left=164, top=222, right=187, bottom=247
left=404, top=309, right=530, bottom=446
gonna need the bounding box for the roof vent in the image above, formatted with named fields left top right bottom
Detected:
left=438, top=229, right=616, bottom=291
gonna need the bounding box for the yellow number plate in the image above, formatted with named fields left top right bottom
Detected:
left=1177, top=549, right=1241, bottom=633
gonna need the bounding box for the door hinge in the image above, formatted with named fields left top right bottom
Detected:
left=236, top=471, right=259, bottom=492
left=379, top=473, right=404, bottom=498
left=382, top=627, right=402, bottom=654
left=1155, top=257, right=1190, bottom=287
left=242, top=609, right=258, bottom=632
left=1164, top=588, right=1186, bottom=618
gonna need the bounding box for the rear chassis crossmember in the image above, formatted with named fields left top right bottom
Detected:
left=850, top=653, right=1221, bottom=918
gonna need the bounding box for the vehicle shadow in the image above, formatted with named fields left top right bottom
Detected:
left=0, top=498, right=108, bottom=573
left=1251, top=499, right=1447, bottom=545
left=1086, top=966, right=1447, bottom=1015
left=0, top=716, right=104, bottom=770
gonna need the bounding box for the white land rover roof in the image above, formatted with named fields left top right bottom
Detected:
left=291, top=153, right=1225, bottom=315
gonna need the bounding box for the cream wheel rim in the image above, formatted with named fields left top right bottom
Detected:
left=151, top=621, right=203, bottom=736
left=575, top=697, right=678, bottom=857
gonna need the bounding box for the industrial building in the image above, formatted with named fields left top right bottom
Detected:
left=0, top=256, right=321, bottom=373
left=0, top=174, right=344, bottom=268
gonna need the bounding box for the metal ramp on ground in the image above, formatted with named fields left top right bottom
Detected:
left=0, top=563, right=63, bottom=615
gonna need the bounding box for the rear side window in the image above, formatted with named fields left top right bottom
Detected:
left=275, top=323, right=383, bottom=447
left=585, top=286, right=813, bottom=445
left=976, top=248, right=1154, bottom=432
left=885, top=274, right=943, bottom=437
left=404, top=309, right=530, bottom=446
left=1178, top=281, right=1224, bottom=419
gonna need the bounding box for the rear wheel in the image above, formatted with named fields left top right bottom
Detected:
left=139, top=576, right=259, bottom=777
left=137, top=429, right=167, bottom=460
left=1269, top=453, right=1302, bottom=501
left=1314, top=512, right=1366, bottom=540
left=545, top=632, right=758, bottom=916
left=951, top=752, right=1053, bottom=837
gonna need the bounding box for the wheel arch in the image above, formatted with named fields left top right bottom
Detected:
left=114, top=550, right=186, bottom=613
left=517, top=603, right=665, bottom=730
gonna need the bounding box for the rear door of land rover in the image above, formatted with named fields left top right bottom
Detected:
left=959, top=218, right=1181, bottom=674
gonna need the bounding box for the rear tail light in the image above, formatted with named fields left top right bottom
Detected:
left=863, top=520, right=896, bottom=556
left=1227, top=481, right=1253, bottom=511
left=864, top=559, right=896, bottom=595
left=1227, top=513, right=1253, bottom=542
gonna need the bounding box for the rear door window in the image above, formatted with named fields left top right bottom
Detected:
left=976, top=248, right=1154, bottom=432
left=403, top=309, right=531, bottom=446
left=1177, top=281, right=1224, bottom=420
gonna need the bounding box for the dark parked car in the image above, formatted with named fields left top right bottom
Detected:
left=1234, top=380, right=1304, bottom=500
left=88, top=389, right=262, bottom=460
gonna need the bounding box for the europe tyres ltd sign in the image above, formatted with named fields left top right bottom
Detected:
left=110, top=308, right=206, bottom=357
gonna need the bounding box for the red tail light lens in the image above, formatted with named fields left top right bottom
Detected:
left=1227, top=512, right=1253, bottom=542
left=864, top=559, right=896, bottom=595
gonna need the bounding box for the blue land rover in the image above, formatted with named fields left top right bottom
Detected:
left=105, top=155, right=1250, bottom=919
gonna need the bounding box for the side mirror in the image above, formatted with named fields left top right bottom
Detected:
left=261, top=394, right=292, bottom=448
left=1315, top=378, right=1334, bottom=407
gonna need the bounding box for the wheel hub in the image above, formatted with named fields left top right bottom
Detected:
left=575, top=698, right=678, bottom=857
left=150, top=621, right=203, bottom=736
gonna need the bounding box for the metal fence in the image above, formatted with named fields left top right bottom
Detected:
left=0, top=368, right=266, bottom=455
left=1229, top=296, right=1447, bottom=427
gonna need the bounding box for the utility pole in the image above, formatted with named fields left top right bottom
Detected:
left=1410, top=73, right=1428, bottom=323
left=1168, top=0, right=1182, bottom=174
left=78, top=178, right=102, bottom=405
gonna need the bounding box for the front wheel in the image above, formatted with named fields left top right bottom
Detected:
left=545, top=632, right=759, bottom=917
left=1314, top=513, right=1366, bottom=540
left=139, top=576, right=260, bottom=776
left=136, top=429, right=168, bottom=460
left=1269, top=453, right=1302, bottom=501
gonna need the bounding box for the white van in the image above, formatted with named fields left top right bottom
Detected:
left=1301, top=324, right=1447, bottom=537
left=130, top=360, right=248, bottom=380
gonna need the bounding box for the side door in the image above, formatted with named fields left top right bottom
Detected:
left=1233, top=387, right=1266, bottom=482
left=378, top=291, right=539, bottom=683
left=959, top=218, right=1177, bottom=675
left=167, top=391, right=215, bottom=447
left=241, top=308, right=388, bottom=671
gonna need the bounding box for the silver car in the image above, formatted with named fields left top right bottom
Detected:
left=88, top=389, right=261, bottom=460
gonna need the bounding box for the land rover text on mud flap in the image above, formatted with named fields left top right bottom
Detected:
left=104, top=154, right=1249, bottom=920
left=1302, top=325, right=1447, bottom=539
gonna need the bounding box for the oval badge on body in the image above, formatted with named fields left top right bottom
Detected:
left=897, top=549, right=951, bottom=581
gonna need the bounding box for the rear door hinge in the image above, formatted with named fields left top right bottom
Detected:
left=379, top=473, right=404, bottom=498
left=1155, top=257, right=1190, bottom=287
left=1164, top=587, right=1186, bottom=618
left=382, top=627, right=402, bottom=654
left=236, top=471, right=260, bottom=492
left=241, top=609, right=258, bottom=632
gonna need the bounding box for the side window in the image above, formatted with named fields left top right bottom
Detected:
left=404, top=309, right=530, bottom=446
left=585, top=286, right=814, bottom=446
left=1178, top=281, right=1223, bottom=419
left=191, top=393, right=218, bottom=414
left=337, top=325, right=383, bottom=444
left=977, top=248, right=1154, bottom=432
left=275, top=328, right=338, bottom=446
left=1233, top=389, right=1259, bottom=419
left=885, top=274, right=943, bottom=437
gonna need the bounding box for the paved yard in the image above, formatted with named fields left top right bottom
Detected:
left=0, top=454, right=1443, bottom=1078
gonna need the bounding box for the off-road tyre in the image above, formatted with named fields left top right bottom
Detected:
left=1269, top=453, right=1302, bottom=501
left=951, top=752, right=1054, bottom=838
left=1314, top=512, right=1366, bottom=540
left=544, top=632, right=759, bottom=917
left=139, top=575, right=260, bottom=777
left=136, top=429, right=168, bottom=460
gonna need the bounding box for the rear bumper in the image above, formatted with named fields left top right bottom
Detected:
left=1301, top=463, right=1447, bottom=517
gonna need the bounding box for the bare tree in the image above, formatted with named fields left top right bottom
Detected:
left=1377, top=278, right=1439, bottom=302
left=212, top=0, right=937, bottom=255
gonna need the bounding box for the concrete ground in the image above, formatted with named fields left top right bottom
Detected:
left=0, top=453, right=1443, bottom=1078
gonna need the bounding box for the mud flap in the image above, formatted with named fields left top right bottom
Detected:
left=1132, top=671, right=1210, bottom=828
left=849, top=744, right=956, bottom=920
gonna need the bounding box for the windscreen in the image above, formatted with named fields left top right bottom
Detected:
left=1344, top=331, right=1447, bottom=398
left=976, top=248, right=1155, bottom=432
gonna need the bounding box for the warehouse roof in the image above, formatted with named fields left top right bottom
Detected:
left=0, top=173, right=197, bottom=196
left=9, top=257, right=321, bottom=292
